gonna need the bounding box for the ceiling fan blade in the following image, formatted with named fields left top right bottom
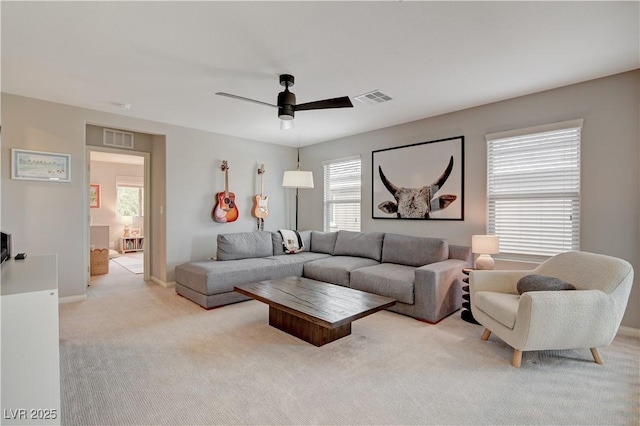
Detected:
left=294, top=96, right=353, bottom=111
left=215, top=92, right=277, bottom=108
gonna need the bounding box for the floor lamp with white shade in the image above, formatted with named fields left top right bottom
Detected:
left=282, top=158, right=314, bottom=230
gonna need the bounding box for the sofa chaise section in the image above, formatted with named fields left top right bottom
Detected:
left=175, top=257, right=275, bottom=308
left=175, top=230, right=329, bottom=309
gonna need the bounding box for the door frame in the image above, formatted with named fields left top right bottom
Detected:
left=85, top=146, right=151, bottom=285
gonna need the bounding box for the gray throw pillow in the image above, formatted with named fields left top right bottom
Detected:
left=516, top=274, right=576, bottom=295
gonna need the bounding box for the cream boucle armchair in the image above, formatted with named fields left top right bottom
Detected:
left=470, top=251, right=634, bottom=367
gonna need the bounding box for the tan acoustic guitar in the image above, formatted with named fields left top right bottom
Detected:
left=252, top=164, right=269, bottom=219
left=212, top=160, right=239, bottom=223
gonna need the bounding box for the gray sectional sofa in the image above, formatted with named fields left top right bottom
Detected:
left=175, top=230, right=472, bottom=323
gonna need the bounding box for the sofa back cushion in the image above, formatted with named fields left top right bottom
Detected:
left=448, top=244, right=473, bottom=263
left=311, top=231, right=338, bottom=254
left=381, top=233, right=448, bottom=267
left=217, top=231, right=273, bottom=261
left=333, top=231, right=384, bottom=261
left=272, top=230, right=312, bottom=255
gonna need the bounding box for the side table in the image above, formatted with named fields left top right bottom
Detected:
left=461, top=268, right=480, bottom=325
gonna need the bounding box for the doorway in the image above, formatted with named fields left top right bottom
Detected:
left=87, top=147, right=151, bottom=288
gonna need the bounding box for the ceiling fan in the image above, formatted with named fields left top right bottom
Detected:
left=216, top=74, right=353, bottom=130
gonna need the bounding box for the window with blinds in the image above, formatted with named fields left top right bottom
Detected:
left=323, top=156, right=361, bottom=232
left=486, top=119, right=582, bottom=259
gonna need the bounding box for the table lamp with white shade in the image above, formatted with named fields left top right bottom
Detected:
left=472, top=235, right=500, bottom=270
left=121, top=215, right=133, bottom=237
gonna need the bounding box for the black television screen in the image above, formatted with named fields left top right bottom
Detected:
left=1, top=232, right=11, bottom=264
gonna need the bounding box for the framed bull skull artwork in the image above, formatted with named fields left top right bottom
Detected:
left=372, top=136, right=464, bottom=220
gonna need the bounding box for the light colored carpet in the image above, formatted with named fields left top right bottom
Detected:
left=110, top=252, right=143, bottom=274
left=59, top=281, right=639, bottom=425
left=87, top=256, right=148, bottom=300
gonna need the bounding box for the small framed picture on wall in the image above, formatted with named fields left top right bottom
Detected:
left=12, top=148, right=71, bottom=182
left=90, top=184, right=101, bottom=208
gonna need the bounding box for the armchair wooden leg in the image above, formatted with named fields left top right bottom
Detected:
left=512, top=349, right=522, bottom=368
left=481, top=329, right=491, bottom=341
left=590, top=348, right=604, bottom=365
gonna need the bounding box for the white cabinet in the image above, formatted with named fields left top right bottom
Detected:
left=1, top=255, right=60, bottom=425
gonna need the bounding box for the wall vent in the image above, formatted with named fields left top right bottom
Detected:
left=103, top=129, right=134, bottom=149
left=354, top=90, right=393, bottom=105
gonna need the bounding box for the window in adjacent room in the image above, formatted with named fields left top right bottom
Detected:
left=116, top=175, right=144, bottom=217
left=323, top=156, right=361, bottom=232
left=486, top=119, right=582, bottom=260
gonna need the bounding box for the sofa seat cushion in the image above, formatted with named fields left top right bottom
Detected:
left=381, top=233, right=448, bottom=267
left=175, top=256, right=311, bottom=296
left=264, top=252, right=331, bottom=265
left=350, top=263, right=415, bottom=305
left=475, top=291, right=520, bottom=330
left=303, top=256, right=379, bottom=287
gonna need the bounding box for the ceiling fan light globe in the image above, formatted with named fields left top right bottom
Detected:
left=280, top=119, right=294, bottom=130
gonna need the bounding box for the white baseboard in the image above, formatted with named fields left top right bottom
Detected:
left=617, top=326, right=640, bottom=338
left=58, top=278, right=174, bottom=304
left=59, top=294, right=87, bottom=304
left=151, top=276, right=175, bottom=288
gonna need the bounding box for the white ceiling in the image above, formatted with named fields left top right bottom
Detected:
left=2, top=1, right=638, bottom=147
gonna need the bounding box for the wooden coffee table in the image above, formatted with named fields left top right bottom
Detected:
left=235, top=276, right=396, bottom=346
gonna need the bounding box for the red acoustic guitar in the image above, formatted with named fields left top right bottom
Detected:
left=212, top=160, right=239, bottom=223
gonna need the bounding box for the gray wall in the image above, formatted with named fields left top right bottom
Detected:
left=1, top=93, right=297, bottom=297
left=2, top=70, right=638, bottom=329
left=299, top=70, right=640, bottom=329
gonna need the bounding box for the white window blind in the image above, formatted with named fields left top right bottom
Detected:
left=486, top=120, right=582, bottom=259
left=323, top=156, right=361, bottom=232
left=116, top=175, right=143, bottom=188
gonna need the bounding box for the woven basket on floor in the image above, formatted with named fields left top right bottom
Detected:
left=90, top=248, right=109, bottom=275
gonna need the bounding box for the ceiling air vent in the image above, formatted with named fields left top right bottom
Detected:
left=354, top=90, right=393, bottom=105
left=103, top=129, right=134, bottom=149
